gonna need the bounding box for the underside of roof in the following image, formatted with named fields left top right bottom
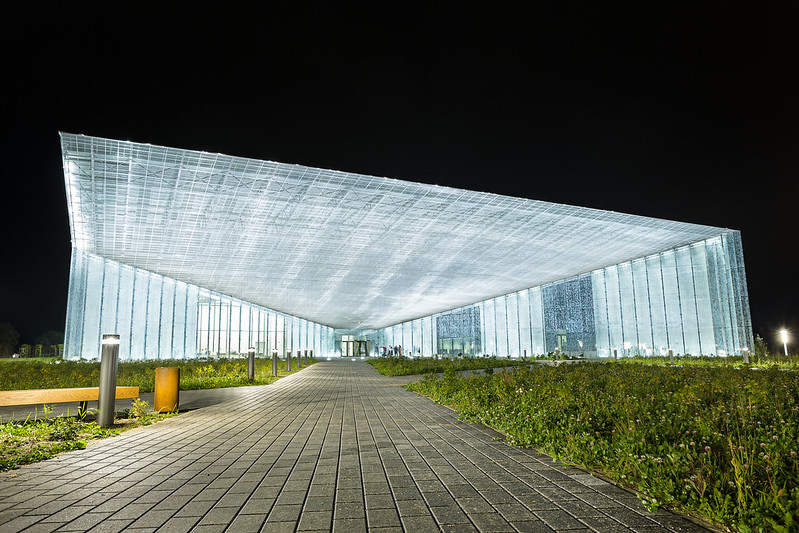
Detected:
left=60, top=132, right=731, bottom=330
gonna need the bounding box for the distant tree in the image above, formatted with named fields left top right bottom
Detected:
left=0, top=323, right=20, bottom=357
left=35, top=330, right=65, bottom=348
left=754, top=334, right=769, bottom=358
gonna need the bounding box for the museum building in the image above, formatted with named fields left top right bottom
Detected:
left=60, top=133, right=753, bottom=360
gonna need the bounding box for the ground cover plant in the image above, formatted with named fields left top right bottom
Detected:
left=0, top=357, right=315, bottom=393
left=406, top=362, right=799, bottom=531
left=0, top=400, right=172, bottom=471
left=620, top=353, right=799, bottom=371
left=366, top=354, right=550, bottom=376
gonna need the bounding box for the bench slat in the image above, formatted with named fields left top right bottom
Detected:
left=0, top=386, right=139, bottom=407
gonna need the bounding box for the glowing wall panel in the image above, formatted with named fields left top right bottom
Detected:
left=373, top=234, right=752, bottom=358
left=64, top=250, right=335, bottom=360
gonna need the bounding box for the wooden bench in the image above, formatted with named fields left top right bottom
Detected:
left=0, top=387, right=139, bottom=418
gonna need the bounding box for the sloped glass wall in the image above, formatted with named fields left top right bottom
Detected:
left=374, top=233, right=752, bottom=358
left=64, top=250, right=336, bottom=360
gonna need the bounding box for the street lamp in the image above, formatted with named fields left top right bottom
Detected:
left=780, top=329, right=789, bottom=356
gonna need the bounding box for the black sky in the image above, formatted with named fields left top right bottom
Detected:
left=1, top=3, right=797, bottom=351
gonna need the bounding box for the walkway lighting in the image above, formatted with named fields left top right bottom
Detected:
left=780, top=329, right=789, bottom=356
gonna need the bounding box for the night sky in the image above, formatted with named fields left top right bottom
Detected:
left=1, top=4, right=797, bottom=351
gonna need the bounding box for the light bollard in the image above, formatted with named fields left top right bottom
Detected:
left=272, top=349, right=278, bottom=377
left=304, top=349, right=308, bottom=365
left=248, top=347, right=255, bottom=382
left=297, top=350, right=301, bottom=369
left=98, top=334, right=120, bottom=428
left=613, top=349, right=618, bottom=361
left=669, top=349, right=674, bottom=365
left=287, top=349, right=292, bottom=371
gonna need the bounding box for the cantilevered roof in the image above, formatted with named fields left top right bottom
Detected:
left=60, top=132, right=732, bottom=330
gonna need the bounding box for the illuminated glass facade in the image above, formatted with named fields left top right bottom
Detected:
left=372, top=233, right=751, bottom=358
left=61, top=133, right=753, bottom=360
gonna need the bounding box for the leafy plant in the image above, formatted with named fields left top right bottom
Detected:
left=406, top=362, right=799, bottom=530
left=0, top=356, right=317, bottom=392
left=367, top=355, right=541, bottom=376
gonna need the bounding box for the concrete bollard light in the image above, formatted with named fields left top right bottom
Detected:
left=98, top=334, right=120, bottom=428
left=248, top=347, right=255, bottom=382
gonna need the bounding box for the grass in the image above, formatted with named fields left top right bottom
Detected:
left=0, top=357, right=316, bottom=471
left=366, top=354, right=548, bottom=376
left=400, top=361, right=799, bottom=531
left=0, top=400, right=174, bottom=471
left=619, top=353, right=799, bottom=370
left=0, top=356, right=316, bottom=393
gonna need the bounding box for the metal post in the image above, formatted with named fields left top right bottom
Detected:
left=98, top=334, right=120, bottom=428
left=304, top=349, right=308, bottom=365
left=613, top=349, right=617, bottom=361
left=296, top=350, right=301, bottom=369
left=248, top=347, right=255, bottom=382
left=743, top=349, right=750, bottom=365
left=272, top=349, right=278, bottom=377
left=669, top=349, right=674, bottom=365
left=287, top=349, right=292, bottom=371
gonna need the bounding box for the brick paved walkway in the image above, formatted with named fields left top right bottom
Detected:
left=0, top=361, right=710, bottom=532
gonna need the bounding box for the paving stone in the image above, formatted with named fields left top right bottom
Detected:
left=297, top=509, right=333, bottom=530
left=332, top=517, right=367, bottom=532
left=0, top=362, right=710, bottom=533
left=469, top=511, right=516, bottom=532
left=174, top=499, right=216, bottom=517
left=430, top=504, right=471, bottom=524
left=13, top=521, right=63, bottom=533
left=147, top=516, right=197, bottom=533
left=227, top=512, right=268, bottom=532
left=335, top=501, right=365, bottom=520
left=366, top=507, right=402, bottom=528
left=536, top=509, right=589, bottom=530
left=400, top=514, right=441, bottom=532
left=268, top=504, right=303, bottom=522
left=124, top=508, right=175, bottom=529
left=365, top=493, right=396, bottom=509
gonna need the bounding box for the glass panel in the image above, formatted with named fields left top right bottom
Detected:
left=484, top=299, right=496, bottom=356
left=631, top=259, right=653, bottom=355
left=131, top=270, right=149, bottom=360
left=660, top=251, right=685, bottom=355
left=676, top=246, right=700, bottom=355
left=495, top=297, right=508, bottom=356
left=691, top=244, right=714, bottom=355
left=529, top=287, right=545, bottom=355
left=159, top=277, right=175, bottom=359
left=100, top=259, right=119, bottom=337
left=116, top=265, right=134, bottom=360
left=82, top=254, right=104, bottom=359
left=617, top=263, right=639, bottom=356
left=646, top=255, right=668, bottom=355
left=603, top=267, right=623, bottom=357
left=172, top=282, right=186, bottom=359
left=592, top=270, right=610, bottom=357
left=517, top=290, right=531, bottom=358
left=506, top=294, right=519, bottom=357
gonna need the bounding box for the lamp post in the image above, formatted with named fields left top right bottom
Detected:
left=248, top=347, right=255, bottom=382
left=98, top=334, right=120, bottom=428
left=780, top=329, right=789, bottom=356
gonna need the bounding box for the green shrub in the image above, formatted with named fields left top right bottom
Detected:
left=0, top=357, right=316, bottom=392
left=407, top=362, right=799, bottom=530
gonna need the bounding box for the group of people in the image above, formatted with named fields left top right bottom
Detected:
left=378, top=345, right=403, bottom=357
